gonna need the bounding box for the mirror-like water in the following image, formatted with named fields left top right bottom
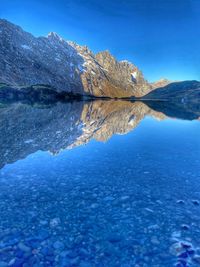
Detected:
left=1, top=100, right=200, bottom=267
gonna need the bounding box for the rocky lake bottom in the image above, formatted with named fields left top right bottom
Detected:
left=0, top=100, right=200, bottom=267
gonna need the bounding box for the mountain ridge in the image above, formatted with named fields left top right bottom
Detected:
left=0, top=18, right=159, bottom=98
left=2, top=18, right=199, bottom=100
left=142, top=80, right=200, bottom=101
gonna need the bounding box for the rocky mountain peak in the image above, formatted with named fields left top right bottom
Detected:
left=47, top=32, right=64, bottom=41
left=151, top=78, right=172, bottom=89
left=0, top=18, right=14, bottom=28
left=95, top=51, right=118, bottom=74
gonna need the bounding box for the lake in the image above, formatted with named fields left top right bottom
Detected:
left=0, top=100, right=200, bottom=267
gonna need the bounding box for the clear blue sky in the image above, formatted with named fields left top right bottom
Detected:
left=1, top=0, right=200, bottom=82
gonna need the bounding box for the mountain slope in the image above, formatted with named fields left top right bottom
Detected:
left=142, top=81, right=200, bottom=101
left=150, top=78, right=172, bottom=89
left=0, top=19, right=151, bottom=98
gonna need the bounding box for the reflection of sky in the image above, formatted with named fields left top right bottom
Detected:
left=1, top=0, right=200, bottom=82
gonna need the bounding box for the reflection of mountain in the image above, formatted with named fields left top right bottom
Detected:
left=0, top=102, right=84, bottom=169
left=144, top=100, right=200, bottom=120
left=68, top=100, right=166, bottom=148
left=0, top=99, right=199, bottom=169
left=0, top=100, right=165, bottom=169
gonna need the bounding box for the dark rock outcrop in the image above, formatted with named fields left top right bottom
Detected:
left=0, top=83, right=83, bottom=104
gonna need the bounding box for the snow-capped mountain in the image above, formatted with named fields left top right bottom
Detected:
left=0, top=19, right=151, bottom=98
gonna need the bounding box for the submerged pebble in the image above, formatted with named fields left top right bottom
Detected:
left=192, top=200, right=200, bottom=206
left=181, top=225, right=190, bottom=231
left=18, top=242, right=31, bottom=253
left=177, top=200, right=185, bottom=205
left=50, top=218, right=61, bottom=228
left=1, top=116, right=200, bottom=267
left=53, top=241, right=65, bottom=250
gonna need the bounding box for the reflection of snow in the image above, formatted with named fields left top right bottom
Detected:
left=21, top=44, right=31, bottom=50
left=24, top=139, right=33, bottom=144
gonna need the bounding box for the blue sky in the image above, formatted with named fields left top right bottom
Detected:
left=1, top=0, right=200, bottom=82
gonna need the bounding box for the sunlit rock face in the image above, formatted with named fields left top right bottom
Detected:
left=79, top=49, right=150, bottom=97
left=0, top=19, right=151, bottom=98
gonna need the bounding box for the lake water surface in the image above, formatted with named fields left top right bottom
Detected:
left=0, top=100, right=200, bottom=267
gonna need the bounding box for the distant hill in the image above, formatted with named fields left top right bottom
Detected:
left=150, top=78, right=172, bottom=89
left=142, top=81, right=200, bottom=101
